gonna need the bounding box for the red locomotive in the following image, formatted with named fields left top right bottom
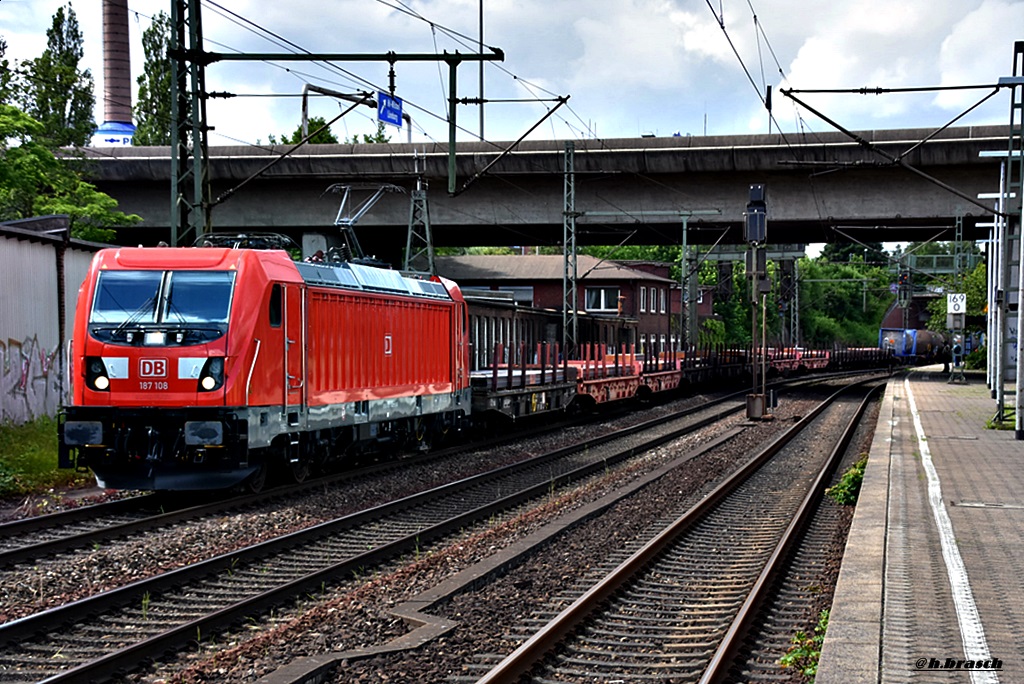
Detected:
left=59, top=246, right=471, bottom=491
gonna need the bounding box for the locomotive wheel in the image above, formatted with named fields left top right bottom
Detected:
left=245, top=462, right=268, bottom=494
left=289, top=456, right=310, bottom=484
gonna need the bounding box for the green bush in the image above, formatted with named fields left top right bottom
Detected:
left=826, top=456, right=867, bottom=505
left=964, top=346, right=985, bottom=370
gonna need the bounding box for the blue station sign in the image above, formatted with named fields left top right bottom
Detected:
left=377, top=92, right=403, bottom=128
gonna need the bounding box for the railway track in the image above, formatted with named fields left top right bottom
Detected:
left=0, top=381, right=701, bottom=573
left=471, top=379, right=882, bottom=684
left=0, top=494, right=158, bottom=565
left=724, top=481, right=852, bottom=682
left=0, top=399, right=636, bottom=572
left=0, top=384, right=756, bottom=682
left=0, top=372, right=863, bottom=572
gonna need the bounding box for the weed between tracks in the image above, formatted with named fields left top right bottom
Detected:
left=826, top=455, right=867, bottom=505
left=780, top=608, right=829, bottom=681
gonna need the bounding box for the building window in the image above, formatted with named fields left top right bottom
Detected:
left=585, top=287, right=620, bottom=312
left=497, top=286, right=534, bottom=306
left=639, top=286, right=647, bottom=313
left=660, top=288, right=666, bottom=314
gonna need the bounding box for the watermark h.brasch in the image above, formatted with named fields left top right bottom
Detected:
left=915, top=657, right=1003, bottom=671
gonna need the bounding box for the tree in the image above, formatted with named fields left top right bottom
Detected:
left=133, top=11, right=172, bottom=146
left=268, top=116, right=339, bottom=145
left=436, top=246, right=520, bottom=256
left=797, top=258, right=891, bottom=346
left=709, top=259, right=752, bottom=346
left=0, top=36, right=14, bottom=104
left=579, top=244, right=681, bottom=279
left=821, top=240, right=884, bottom=264
left=698, top=318, right=726, bottom=347
left=18, top=4, right=95, bottom=148
left=0, top=104, right=139, bottom=242
left=900, top=240, right=950, bottom=256
left=347, top=121, right=392, bottom=144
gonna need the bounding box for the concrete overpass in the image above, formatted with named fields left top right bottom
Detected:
left=84, top=125, right=1010, bottom=261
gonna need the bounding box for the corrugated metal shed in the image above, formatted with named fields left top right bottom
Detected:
left=0, top=217, right=105, bottom=422
left=0, top=235, right=59, bottom=344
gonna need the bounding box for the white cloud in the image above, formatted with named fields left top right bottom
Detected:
left=772, top=0, right=1017, bottom=131
left=935, top=0, right=1022, bottom=112
left=569, top=2, right=695, bottom=91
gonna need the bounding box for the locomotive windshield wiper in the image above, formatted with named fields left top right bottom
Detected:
left=112, top=295, right=158, bottom=338
left=164, top=297, right=188, bottom=325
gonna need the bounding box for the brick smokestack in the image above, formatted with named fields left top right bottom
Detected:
left=102, top=0, right=132, bottom=124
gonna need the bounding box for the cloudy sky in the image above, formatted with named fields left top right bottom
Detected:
left=1, top=0, right=1021, bottom=148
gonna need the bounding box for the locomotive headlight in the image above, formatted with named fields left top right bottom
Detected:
left=198, top=356, right=225, bottom=392
left=85, top=357, right=110, bottom=392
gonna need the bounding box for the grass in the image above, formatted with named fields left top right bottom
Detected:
left=986, top=410, right=1016, bottom=430
left=0, top=416, right=93, bottom=499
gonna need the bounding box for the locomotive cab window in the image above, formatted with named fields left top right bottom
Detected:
left=91, top=271, right=163, bottom=324
left=89, top=270, right=235, bottom=345
left=165, top=272, right=234, bottom=323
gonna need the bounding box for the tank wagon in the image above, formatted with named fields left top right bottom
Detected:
left=879, top=328, right=949, bottom=364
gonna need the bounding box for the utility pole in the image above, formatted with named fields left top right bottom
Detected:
left=1006, top=41, right=1024, bottom=438
left=404, top=154, right=434, bottom=274
left=897, top=260, right=912, bottom=329
left=479, top=0, right=485, bottom=140
left=170, top=0, right=211, bottom=247
left=562, top=142, right=578, bottom=359
left=948, top=214, right=967, bottom=383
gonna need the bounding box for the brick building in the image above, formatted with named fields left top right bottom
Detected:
left=435, top=254, right=713, bottom=354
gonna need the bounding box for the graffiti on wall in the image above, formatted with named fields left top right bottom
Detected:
left=1, top=337, right=65, bottom=425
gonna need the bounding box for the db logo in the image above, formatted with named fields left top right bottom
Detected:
left=140, top=358, right=167, bottom=378
left=384, top=334, right=393, bottom=356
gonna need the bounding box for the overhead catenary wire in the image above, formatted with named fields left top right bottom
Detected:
left=194, top=7, right=589, bottom=197
left=376, top=0, right=599, bottom=139
left=197, top=1, right=552, bottom=152
left=781, top=86, right=1007, bottom=218
left=695, top=0, right=836, bottom=240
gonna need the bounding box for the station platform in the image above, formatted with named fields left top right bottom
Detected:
left=817, top=367, right=1023, bottom=683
